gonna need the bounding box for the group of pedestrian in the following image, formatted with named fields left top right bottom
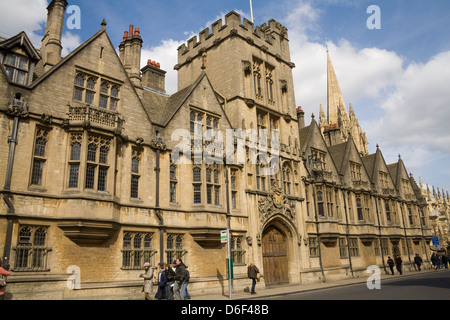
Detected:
left=386, top=255, right=403, bottom=275
left=141, top=258, right=191, bottom=300
left=431, top=253, right=449, bottom=270
left=386, top=252, right=450, bottom=275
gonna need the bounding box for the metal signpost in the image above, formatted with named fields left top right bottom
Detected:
left=221, top=229, right=233, bottom=299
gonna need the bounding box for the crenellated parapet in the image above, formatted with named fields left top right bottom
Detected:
left=175, top=11, right=293, bottom=71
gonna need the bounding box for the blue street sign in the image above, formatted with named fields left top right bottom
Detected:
left=432, top=237, right=439, bottom=246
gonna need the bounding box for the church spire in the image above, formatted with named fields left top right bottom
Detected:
left=322, top=50, right=369, bottom=156
left=327, top=50, right=349, bottom=125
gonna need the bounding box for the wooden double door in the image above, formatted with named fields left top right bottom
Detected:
left=262, top=225, right=289, bottom=285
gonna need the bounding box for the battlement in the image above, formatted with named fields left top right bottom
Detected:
left=176, top=11, right=291, bottom=69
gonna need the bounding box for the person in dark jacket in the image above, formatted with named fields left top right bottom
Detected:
left=247, top=262, right=260, bottom=294
left=165, top=263, right=176, bottom=300
left=431, top=253, right=439, bottom=270
left=395, top=255, right=403, bottom=275
left=387, top=256, right=395, bottom=275
left=155, top=263, right=168, bottom=300
left=441, top=255, right=448, bottom=269
left=183, top=266, right=191, bottom=299
left=173, top=258, right=186, bottom=300
left=414, top=254, right=423, bottom=271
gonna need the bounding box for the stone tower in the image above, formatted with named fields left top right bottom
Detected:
left=320, top=50, right=369, bottom=156
left=175, top=11, right=298, bottom=136
left=174, top=11, right=302, bottom=285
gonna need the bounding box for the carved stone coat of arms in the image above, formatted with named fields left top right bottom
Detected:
left=258, top=181, right=295, bottom=225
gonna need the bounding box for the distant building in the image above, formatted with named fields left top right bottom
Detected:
left=419, top=180, right=449, bottom=253
left=0, top=1, right=441, bottom=299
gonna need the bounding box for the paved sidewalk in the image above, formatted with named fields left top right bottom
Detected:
left=190, top=268, right=437, bottom=300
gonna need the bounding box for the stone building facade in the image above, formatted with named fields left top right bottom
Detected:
left=0, top=1, right=440, bottom=299
left=420, top=181, right=450, bottom=253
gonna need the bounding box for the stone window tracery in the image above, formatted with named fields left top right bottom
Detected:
left=73, top=71, right=121, bottom=111
left=131, top=149, right=141, bottom=199
left=31, top=128, right=50, bottom=186
left=122, top=232, right=155, bottom=269
left=14, top=226, right=50, bottom=272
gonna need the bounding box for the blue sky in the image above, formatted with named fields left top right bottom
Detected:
left=1, top=0, right=450, bottom=194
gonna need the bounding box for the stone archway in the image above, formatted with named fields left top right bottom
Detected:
left=261, top=224, right=289, bottom=286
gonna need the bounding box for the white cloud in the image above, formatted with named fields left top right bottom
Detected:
left=288, top=27, right=403, bottom=118
left=0, top=1, right=82, bottom=58
left=61, top=31, right=82, bottom=57
left=0, top=0, right=48, bottom=47
left=372, top=50, right=450, bottom=154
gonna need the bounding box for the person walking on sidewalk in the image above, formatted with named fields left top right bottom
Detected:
left=155, top=263, right=168, bottom=300
left=431, top=253, right=439, bottom=270
left=387, top=256, right=395, bottom=275
left=183, top=266, right=191, bottom=300
left=0, top=260, right=10, bottom=301
left=395, top=255, right=403, bottom=275
left=165, top=263, right=175, bottom=300
left=173, top=258, right=186, bottom=300
left=442, top=255, right=448, bottom=269
left=414, top=254, right=423, bottom=271
left=247, top=262, right=260, bottom=295
left=140, top=262, right=154, bottom=300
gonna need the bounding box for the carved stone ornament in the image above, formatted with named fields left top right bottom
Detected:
left=7, top=99, right=29, bottom=118
left=150, top=137, right=167, bottom=151
left=258, top=180, right=295, bottom=225
left=40, top=113, right=53, bottom=125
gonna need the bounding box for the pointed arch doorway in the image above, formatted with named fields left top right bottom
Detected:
left=262, top=224, right=289, bottom=286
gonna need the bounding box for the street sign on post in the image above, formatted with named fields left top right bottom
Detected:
left=221, top=230, right=228, bottom=244
left=432, top=237, right=440, bottom=251
left=432, top=236, right=439, bottom=246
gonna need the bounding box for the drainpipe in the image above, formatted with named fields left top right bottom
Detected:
left=2, top=115, right=20, bottom=269
left=342, top=189, right=354, bottom=278
left=303, top=156, right=325, bottom=282
left=154, top=147, right=164, bottom=265
left=417, top=204, right=430, bottom=267
left=399, top=201, right=413, bottom=271
left=152, top=134, right=166, bottom=265
left=312, top=184, right=325, bottom=282
left=374, top=196, right=388, bottom=274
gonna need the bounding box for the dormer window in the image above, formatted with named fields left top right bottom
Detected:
left=0, top=32, right=41, bottom=86
left=2, top=52, right=30, bottom=85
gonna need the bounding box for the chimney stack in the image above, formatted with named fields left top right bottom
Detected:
left=41, top=0, right=68, bottom=72
left=297, top=106, right=305, bottom=129
left=141, top=59, right=166, bottom=93
left=119, top=25, right=143, bottom=87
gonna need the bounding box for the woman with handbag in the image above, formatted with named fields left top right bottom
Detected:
left=0, top=260, right=10, bottom=301
left=247, top=262, right=260, bottom=295
left=139, top=262, right=154, bottom=300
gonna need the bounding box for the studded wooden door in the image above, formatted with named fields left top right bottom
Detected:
left=262, top=225, right=289, bottom=285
